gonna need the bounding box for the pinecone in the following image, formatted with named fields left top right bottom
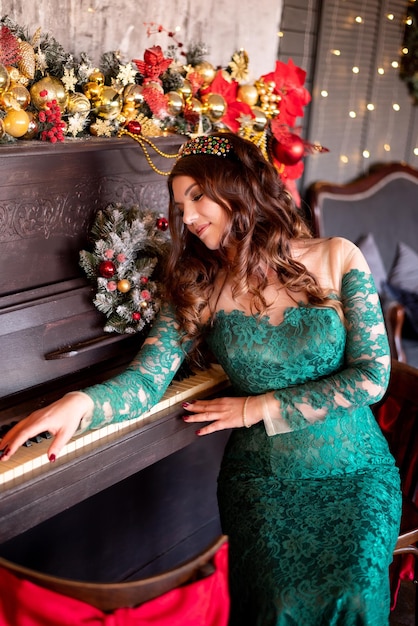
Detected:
left=18, top=40, right=35, bottom=79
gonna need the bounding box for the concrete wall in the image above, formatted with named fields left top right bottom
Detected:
left=0, top=0, right=283, bottom=82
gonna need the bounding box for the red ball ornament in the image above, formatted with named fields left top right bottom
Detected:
left=132, top=312, right=141, bottom=321
left=140, top=276, right=149, bottom=284
left=126, top=120, right=142, bottom=135
left=156, top=216, right=168, bottom=231
left=99, top=260, right=116, bottom=278
left=272, top=134, right=305, bottom=166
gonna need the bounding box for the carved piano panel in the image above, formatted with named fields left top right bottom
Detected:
left=0, top=136, right=230, bottom=577
left=0, top=136, right=180, bottom=296
left=0, top=135, right=183, bottom=399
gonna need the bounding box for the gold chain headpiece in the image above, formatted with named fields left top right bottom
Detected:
left=117, top=129, right=179, bottom=176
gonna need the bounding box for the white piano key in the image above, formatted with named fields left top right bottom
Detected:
left=0, top=365, right=229, bottom=487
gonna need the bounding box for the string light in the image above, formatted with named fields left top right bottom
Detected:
left=307, top=0, right=417, bottom=182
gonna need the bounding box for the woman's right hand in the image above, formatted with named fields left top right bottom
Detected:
left=0, top=392, right=94, bottom=463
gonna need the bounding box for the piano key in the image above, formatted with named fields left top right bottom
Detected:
left=0, top=364, right=229, bottom=487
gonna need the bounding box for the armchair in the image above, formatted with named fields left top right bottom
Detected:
left=306, top=162, right=418, bottom=367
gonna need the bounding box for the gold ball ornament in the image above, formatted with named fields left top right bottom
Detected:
left=188, top=97, right=204, bottom=115
left=96, top=86, right=123, bottom=120
left=251, top=106, right=268, bottom=131
left=0, top=118, right=5, bottom=139
left=117, top=279, right=131, bottom=293
left=83, top=81, right=103, bottom=102
left=177, top=79, right=193, bottom=100
left=6, top=83, right=31, bottom=110
left=166, top=91, right=183, bottom=116
left=5, top=66, right=22, bottom=84
left=0, top=63, right=10, bottom=93
left=21, top=111, right=39, bottom=140
left=123, top=84, right=144, bottom=108
left=237, top=84, right=259, bottom=106
left=202, top=93, right=227, bottom=122
left=121, top=102, right=136, bottom=122
left=30, top=76, right=68, bottom=112
left=3, top=109, right=30, bottom=137
left=89, top=70, right=105, bottom=86
left=193, top=61, right=216, bottom=87
left=0, top=91, right=18, bottom=111
left=67, top=92, right=91, bottom=115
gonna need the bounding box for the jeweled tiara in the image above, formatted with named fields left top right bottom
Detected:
left=177, top=135, right=233, bottom=159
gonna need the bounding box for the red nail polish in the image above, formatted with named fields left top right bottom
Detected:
left=49, top=453, right=56, bottom=463
left=182, top=402, right=191, bottom=408
left=182, top=416, right=190, bottom=421
left=195, top=429, right=201, bottom=436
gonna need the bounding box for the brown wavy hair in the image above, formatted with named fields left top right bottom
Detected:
left=164, top=132, right=338, bottom=350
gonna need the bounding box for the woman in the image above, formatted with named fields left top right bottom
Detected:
left=0, top=133, right=401, bottom=625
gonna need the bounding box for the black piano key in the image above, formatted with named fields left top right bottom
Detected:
left=29, top=435, right=44, bottom=444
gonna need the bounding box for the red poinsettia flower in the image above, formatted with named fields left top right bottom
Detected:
left=132, top=45, right=172, bottom=83
left=261, top=58, right=311, bottom=127
left=205, top=70, right=238, bottom=102
left=222, top=101, right=254, bottom=133
left=202, top=70, right=254, bottom=133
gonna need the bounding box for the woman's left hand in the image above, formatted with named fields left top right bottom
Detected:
left=182, top=395, right=263, bottom=435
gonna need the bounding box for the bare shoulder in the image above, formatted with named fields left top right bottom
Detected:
left=291, top=236, right=356, bottom=257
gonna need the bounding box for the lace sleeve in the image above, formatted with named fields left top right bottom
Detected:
left=264, top=245, right=391, bottom=435
left=80, top=302, right=188, bottom=430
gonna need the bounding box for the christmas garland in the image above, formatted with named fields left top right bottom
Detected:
left=79, top=203, right=170, bottom=334
left=0, top=16, right=326, bottom=205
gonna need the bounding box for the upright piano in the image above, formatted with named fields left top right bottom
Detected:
left=0, top=135, right=230, bottom=582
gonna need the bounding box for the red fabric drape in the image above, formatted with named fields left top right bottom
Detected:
left=375, top=397, right=418, bottom=610
left=0, top=543, right=230, bottom=626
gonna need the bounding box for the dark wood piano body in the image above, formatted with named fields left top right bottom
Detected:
left=0, top=136, right=230, bottom=582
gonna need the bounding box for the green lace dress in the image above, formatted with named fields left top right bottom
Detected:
left=82, top=238, right=401, bottom=626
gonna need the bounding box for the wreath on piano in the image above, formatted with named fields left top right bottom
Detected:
left=79, top=203, right=170, bottom=334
